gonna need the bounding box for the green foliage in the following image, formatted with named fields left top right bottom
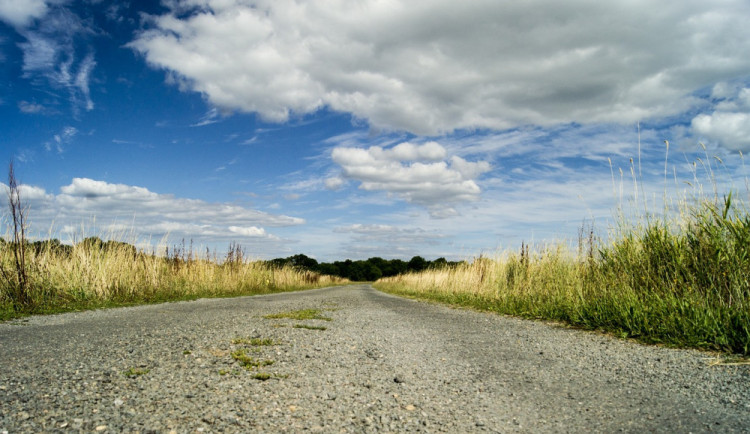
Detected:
left=263, top=308, right=332, bottom=321
left=265, top=254, right=460, bottom=281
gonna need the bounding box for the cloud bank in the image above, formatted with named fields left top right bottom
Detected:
left=331, top=142, right=491, bottom=218
left=130, top=0, right=750, bottom=137
left=1, top=178, right=303, bottom=254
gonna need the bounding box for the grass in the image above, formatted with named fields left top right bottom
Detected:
left=230, top=348, right=275, bottom=369
left=376, top=150, right=750, bottom=356
left=123, top=367, right=150, bottom=377
left=263, top=308, right=332, bottom=321
left=293, top=324, right=327, bottom=331
left=0, top=235, right=348, bottom=321
left=231, top=337, right=279, bottom=346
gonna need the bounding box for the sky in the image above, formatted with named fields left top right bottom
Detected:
left=1, top=0, right=750, bottom=262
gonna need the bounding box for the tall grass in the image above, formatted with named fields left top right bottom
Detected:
left=376, top=150, right=750, bottom=355
left=0, top=237, right=346, bottom=320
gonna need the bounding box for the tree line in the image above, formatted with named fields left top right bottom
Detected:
left=265, top=254, right=464, bottom=281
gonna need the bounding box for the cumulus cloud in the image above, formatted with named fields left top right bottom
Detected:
left=691, top=84, right=750, bottom=150
left=0, top=0, right=49, bottom=27
left=0, top=178, right=304, bottom=252
left=228, top=225, right=270, bottom=238
left=129, top=0, right=750, bottom=135
left=331, top=141, right=491, bottom=217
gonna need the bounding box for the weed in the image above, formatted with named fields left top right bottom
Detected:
left=182, top=349, right=191, bottom=355
left=293, top=324, right=327, bottom=331
left=263, top=309, right=332, bottom=321
left=231, top=337, right=279, bottom=346
left=230, top=348, right=274, bottom=370
left=252, top=372, right=271, bottom=381
left=123, top=367, right=150, bottom=377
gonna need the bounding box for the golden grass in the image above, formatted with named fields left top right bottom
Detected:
left=0, top=239, right=348, bottom=319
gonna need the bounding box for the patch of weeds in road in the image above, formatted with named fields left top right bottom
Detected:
left=231, top=337, right=279, bottom=346
left=123, top=367, right=150, bottom=377
left=231, top=348, right=275, bottom=370
left=251, top=372, right=289, bottom=381
left=182, top=349, right=192, bottom=355
left=293, top=324, right=327, bottom=331
left=252, top=372, right=272, bottom=381
left=263, top=308, right=332, bottom=322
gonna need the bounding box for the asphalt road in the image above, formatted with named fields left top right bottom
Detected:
left=1, top=284, right=748, bottom=432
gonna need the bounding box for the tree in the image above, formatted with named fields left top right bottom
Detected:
left=407, top=256, right=428, bottom=272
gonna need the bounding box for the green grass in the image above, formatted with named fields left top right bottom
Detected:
left=231, top=337, right=279, bottom=346
left=376, top=142, right=750, bottom=358
left=251, top=372, right=272, bottom=381
left=376, top=194, right=750, bottom=355
left=123, top=367, right=150, bottom=377
left=230, top=348, right=275, bottom=370
left=293, top=324, right=327, bottom=331
left=263, top=308, right=332, bottom=321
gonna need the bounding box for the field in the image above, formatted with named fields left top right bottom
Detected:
left=376, top=151, right=750, bottom=356
left=0, top=235, right=347, bottom=321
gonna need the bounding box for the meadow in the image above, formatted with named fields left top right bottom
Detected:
left=0, top=233, right=349, bottom=321
left=0, top=164, right=347, bottom=321
left=376, top=149, right=750, bottom=356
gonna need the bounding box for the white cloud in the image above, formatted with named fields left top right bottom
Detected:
left=18, top=100, right=45, bottom=114
left=690, top=84, right=750, bottom=150
left=13, top=4, right=96, bottom=115
left=228, top=225, right=269, bottom=237
left=130, top=0, right=750, bottom=135
left=331, top=141, right=491, bottom=217
left=692, top=112, right=750, bottom=151
left=0, top=178, right=305, bottom=254
left=191, top=107, right=221, bottom=127
left=324, top=177, right=345, bottom=190
left=333, top=223, right=446, bottom=259
left=45, top=125, right=77, bottom=153
left=0, top=0, right=49, bottom=27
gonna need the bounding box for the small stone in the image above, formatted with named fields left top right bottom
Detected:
left=405, top=405, right=416, bottom=411
left=114, top=398, right=124, bottom=407
left=95, top=425, right=107, bottom=431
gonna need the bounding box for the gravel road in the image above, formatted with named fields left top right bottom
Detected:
left=1, top=284, right=749, bottom=433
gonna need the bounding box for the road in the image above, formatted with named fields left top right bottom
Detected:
left=1, top=284, right=748, bottom=432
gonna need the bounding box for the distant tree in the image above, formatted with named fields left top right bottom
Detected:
left=317, top=262, right=340, bottom=276
left=407, top=256, right=428, bottom=272
left=103, top=240, right=137, bottom=256
left=364, top=262, right=383, bottom=281
left=385, top=259, right=408, bottom=276
left=79, top=236, right=104, bottom=251
left=289, top=253, right=318, bottom=270
left=431, top=257, right=448, bottom=269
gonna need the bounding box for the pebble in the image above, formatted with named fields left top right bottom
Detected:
left=1, top=285, right=748, bottom=432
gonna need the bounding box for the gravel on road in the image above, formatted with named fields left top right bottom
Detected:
left=1, top=284, right=748, bottom=432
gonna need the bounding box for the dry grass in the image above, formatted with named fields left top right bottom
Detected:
left=377, top=148, right=750, bottom=356
left=0, top=237, right=348, bottom=319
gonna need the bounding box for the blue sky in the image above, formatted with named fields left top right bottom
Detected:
left=2, top=0, right=750, bottom=261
